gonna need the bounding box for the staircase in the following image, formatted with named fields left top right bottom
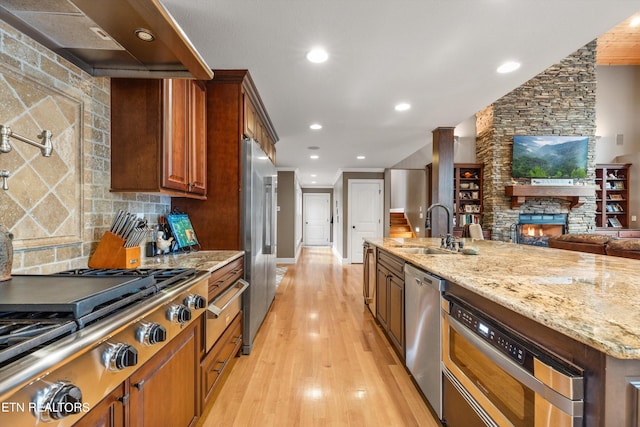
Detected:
left=390, top=212, right=416, bottom=238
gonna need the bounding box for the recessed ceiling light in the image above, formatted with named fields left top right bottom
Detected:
left=311, top=174, right=317, bottom=177
left=497, top=61, right=521, bottom=74
left=310, top=123, right=322, bottom=130
left=311, top=181, right=317, bottom=184
left=631, top=16, right=640, bottom=27
left=306, top=48, right=329, bottom=63
left=357, top=155, right=366, bottom=160
left=310, top=154, right=319, bottom=159
left=394, top=103, right=411, bottom=111
left=134, top=28, right=155, bottom=42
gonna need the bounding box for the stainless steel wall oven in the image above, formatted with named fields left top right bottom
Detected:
left=441, top=296, right=584, bottom=427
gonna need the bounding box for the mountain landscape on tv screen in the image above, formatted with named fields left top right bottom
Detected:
left=512, top=136, right=588, bottom=179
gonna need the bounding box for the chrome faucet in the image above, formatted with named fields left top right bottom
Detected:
left=425, top=203, right=456, bottom=250
left=0, top=125, right=53, bottom=190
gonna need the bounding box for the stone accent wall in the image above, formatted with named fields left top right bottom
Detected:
left=0, top=21, right=170, bottom=274
left=476, top=41, right=598, bottom=241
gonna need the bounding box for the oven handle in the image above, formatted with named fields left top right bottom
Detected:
left=207, top=279, right=249, bottom=317
left=446, top=313, right=583, bottom=414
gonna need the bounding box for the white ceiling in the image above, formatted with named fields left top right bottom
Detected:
left=161, top=0, right=639, bottom=187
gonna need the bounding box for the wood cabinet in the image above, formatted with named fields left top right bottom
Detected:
left=375, top=264, right=389, bottom=330
left=428, top=162, right=488, bottom=238
left=74, top=384, right=126, bottom=427
left=201, top=312, right=242, bottom=405
left=172, top=70, right=278, bottom=250
left=111, top=78, right=207, bottom=198
left=453, top=163, right=483, bottom=229
left=129, top=320, right=202, bottom=427
left=208, top=256, right=244, bottom=301
left=200, top=256, right=244, bottom=408
left=243, top=93, right=276, bottom=163
left=595, top=163, right=631, bottom=229
left=375, top=249, right=405, bottom=359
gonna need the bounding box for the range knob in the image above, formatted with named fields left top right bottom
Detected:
left=167, top=304, right=192, bottom=324
left=136, top=322, right=167, bottom=345
left=184, top=294, right=206, bottom=310
left=33, top=381, right=84, bottom=422
left=102, top=342, right=138, bottom=371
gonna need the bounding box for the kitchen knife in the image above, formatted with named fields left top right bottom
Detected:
left=122, top=219, right=138, bottom=241
left=117, top=214, right=132, bottom=237
left=124, top=229, right=136, bottom=248
left=127, top=229, right=142, bottom=248
left=125, top=227, right=149, bottom=248
left=110, top=210, right=124, bottom=233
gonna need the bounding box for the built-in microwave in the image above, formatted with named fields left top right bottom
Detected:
left=441, top=297, right=584, bottom=427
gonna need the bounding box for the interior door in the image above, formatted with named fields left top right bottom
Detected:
left=348, top=179, right=383, bottom=263
left=303, top=193, right=331, bottom=246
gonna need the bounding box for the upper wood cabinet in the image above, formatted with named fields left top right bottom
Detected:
left=111, top=78, right=207, bottom=199
left=242, top=80, right=277, bottom=164
left=172, top=70, right=278, bottom=250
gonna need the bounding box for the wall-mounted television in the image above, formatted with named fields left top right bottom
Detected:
left=512, top=136, right=588, bottom=179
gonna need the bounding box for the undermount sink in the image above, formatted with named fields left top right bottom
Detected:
left=394, top=247, right=455, bottom=255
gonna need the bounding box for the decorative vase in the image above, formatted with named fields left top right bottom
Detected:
left=0, top=225, right=13, bottom=282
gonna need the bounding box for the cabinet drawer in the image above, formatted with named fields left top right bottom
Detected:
left=209, top=257, right=244, bottom=301
left=201, top=312, right=242, bottom=405
left=377, top=250, right=404, bottom=278
left=619, top=230, right=640, bottom=238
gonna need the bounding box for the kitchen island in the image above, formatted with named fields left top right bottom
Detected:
left=366, top=237, right=640, bottom=426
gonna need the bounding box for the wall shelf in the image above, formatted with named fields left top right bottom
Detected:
left=505, top=185, right=596, bottom=209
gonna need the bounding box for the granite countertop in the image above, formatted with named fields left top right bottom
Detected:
left=140, top=250, right=244, bottom=272
left=366, top=237, right=640, bottom=360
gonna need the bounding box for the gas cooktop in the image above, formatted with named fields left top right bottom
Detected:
left=0, top=268, right=198, bottom=366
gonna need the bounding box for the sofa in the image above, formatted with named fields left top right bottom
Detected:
left=547, top=233, right=640, bottom=260
left=605, top=238, right=640, bottom=260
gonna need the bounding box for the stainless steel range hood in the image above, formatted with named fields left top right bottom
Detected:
left=0, top=0, right=213, bottom=80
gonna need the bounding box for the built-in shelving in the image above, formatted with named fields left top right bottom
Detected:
left=595, top=163, right=631, bottom=229
left=453, top=163, right=483, bottom=228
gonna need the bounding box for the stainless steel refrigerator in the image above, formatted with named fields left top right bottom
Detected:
left=241, top=138, right=277, bottom=355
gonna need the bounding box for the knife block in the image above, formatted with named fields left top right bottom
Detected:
left=88, top=231, right=141, bottom=269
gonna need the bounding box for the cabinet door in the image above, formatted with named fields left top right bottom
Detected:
left=189, top=81, right=207, bottom=195
left=388, top=273, right=404, bottom=357
left=129, top=321, right=201, bottom=427
left=376, top=264, right=389, bottom=329
left=162, top=79, right=190, bottom=193
left=243, top=95, right=256, bottom=138
left=74, top=383, right=126, bottom=427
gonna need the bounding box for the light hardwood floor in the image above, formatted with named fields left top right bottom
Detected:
left=199, top=247, right=439, bottom=427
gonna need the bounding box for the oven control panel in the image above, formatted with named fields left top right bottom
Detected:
left=451, top=303, right=526, bottom=365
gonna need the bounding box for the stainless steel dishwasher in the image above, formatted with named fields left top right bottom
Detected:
left=404, top=263, right=445, bottom=420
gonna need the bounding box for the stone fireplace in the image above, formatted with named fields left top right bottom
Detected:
left=514, top=213, right=567, bottom=246
left=475, top=41, right=598, bottom=241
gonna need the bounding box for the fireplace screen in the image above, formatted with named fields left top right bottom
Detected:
left=516, top=214, right=567, bottom=247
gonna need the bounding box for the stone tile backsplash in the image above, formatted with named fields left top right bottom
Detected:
left=0, top=20, right=170, bottom=274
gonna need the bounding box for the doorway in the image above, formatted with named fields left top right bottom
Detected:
left=303, top=193, right=331, bottom=246
left=348, top=179, right=383, bottom=263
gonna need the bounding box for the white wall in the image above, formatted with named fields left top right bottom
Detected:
left=596, top=66, right=640, bottom=229
left=392, top=115, right=478, bottom=169
left=615, top=152, right=640, bottom=229
left=595, top=66, right=640, bottom=161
